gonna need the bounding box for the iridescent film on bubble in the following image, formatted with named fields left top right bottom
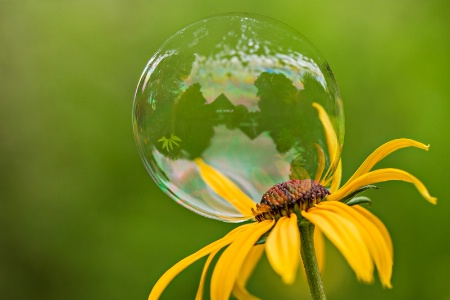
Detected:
left=133, top=14, right=344, bottom=222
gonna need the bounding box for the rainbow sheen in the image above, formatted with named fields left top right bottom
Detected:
left=133, top=14, right=344, bottom=222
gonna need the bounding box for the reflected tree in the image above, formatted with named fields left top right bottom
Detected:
left=144, top=68, right=329, bottom=175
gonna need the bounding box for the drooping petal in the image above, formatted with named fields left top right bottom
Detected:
left=265, top=214, right=301, bottom=284
left=314, top=227, right=325, bottom=272
left=312, top=103, right=339, bottom=162
left=265, top=217, right=288, bottom=280
left=211, top=220, right=274, bottom=300
left=318, top=202, right=393, bottom=288
left=343, top=139, right=429, bottom=187
left=302, top=206, right=374, bottom=283
left=194, top=158, right=256, bottom=216
left=314, top=144, right=326, bottom=182
left=312, top=102, right=341, bottom=183
left=232, top=245, right=265, bottom=300
left=196, top=224, right=254, bottom=300
left=149, top=224, right=253, bottom=300
left=327, top=168, right=437, bottom=204
left=196, top=252, right=217, bottom=300
left=352, top=205, right=393, bottom=260
left=329, top=159, right=342, bottom=194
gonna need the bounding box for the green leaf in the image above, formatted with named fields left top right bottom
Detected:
left=341, top=185, right=378, bottom=204
left=162, top=140, right=169, bottom=150
left=171, top=134, right=182, bottom=142
left=346, top=196, right=372, bottom=206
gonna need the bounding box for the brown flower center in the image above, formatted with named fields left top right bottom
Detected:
left=252, top=179, right=330, bottom=221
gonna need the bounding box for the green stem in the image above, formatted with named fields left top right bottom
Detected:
left=299, top=222, right=326, bottom=300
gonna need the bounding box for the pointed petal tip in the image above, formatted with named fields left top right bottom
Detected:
left=357, top=275, right=375, bottom=285
left=282, top=275, right=296, bottom=285
left=428, top=196, right=437, bottom=205
left=413, top=140, right=430, bottom=151
left=383, top=282, right=393, bottom=289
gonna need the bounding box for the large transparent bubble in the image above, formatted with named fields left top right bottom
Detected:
left=133, top=14, right=344, bottom=222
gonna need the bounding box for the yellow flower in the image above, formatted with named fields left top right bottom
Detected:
left=148, top=103, right=436, bottom=300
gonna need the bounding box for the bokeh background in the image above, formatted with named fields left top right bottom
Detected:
left=1, top=0, right=449, bottom=299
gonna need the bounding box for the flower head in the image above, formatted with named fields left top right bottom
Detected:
left=148, top=103, right=435, bottom=300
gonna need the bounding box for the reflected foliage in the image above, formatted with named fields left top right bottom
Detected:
left=141, top=71, right=329, bottom=167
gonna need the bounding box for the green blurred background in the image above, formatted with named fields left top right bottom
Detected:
left=1, top=0, right=449, bottom=299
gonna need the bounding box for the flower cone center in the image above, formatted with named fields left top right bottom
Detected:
left=252, top=179, right=330, bottom=221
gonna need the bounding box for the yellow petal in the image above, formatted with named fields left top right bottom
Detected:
left=318, top=202, right=393, bottom=288
left=353, top=205, right=393, bottom=288
left=302, top=206, right=374, bottom=283
left=265, top=218, right=287, bottom=279
left=312, top=102, right=341, bottom=183
left=149, top=225, right=252, bottom=300
left=196, top=252, right=216, bottom=300
left=329, top=159, right=342, bottom=194
left=232, top=245, right=264, bottom=300
left=353, top=205, right=393, bottom=255
left=265, top=214, right=301, bottom=284
left=328, top=168, right=437, bottom=204
left=312, top=103, right=339, bottom=162
left=211, top=220, right=274, bottom=300
left=314, top=143, right=326, bottom=182
left=194, top=158, right=256, bottom=216
left=314, top=227, right=325, bottom=272
left=196, top=224, right=255, bottom=300
left=343, top=139, right=429, bottom=188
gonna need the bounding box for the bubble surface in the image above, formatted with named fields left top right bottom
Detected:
left=133, top=14, right=344, bottom=222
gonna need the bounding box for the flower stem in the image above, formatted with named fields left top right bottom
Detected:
left=299, top=222, right=326, bottom=300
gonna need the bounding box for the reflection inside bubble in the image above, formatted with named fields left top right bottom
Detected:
left=133, top=14, right=344, bottom=222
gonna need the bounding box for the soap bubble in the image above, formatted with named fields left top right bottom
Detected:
left=133, top=13, right=344, bottom=222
